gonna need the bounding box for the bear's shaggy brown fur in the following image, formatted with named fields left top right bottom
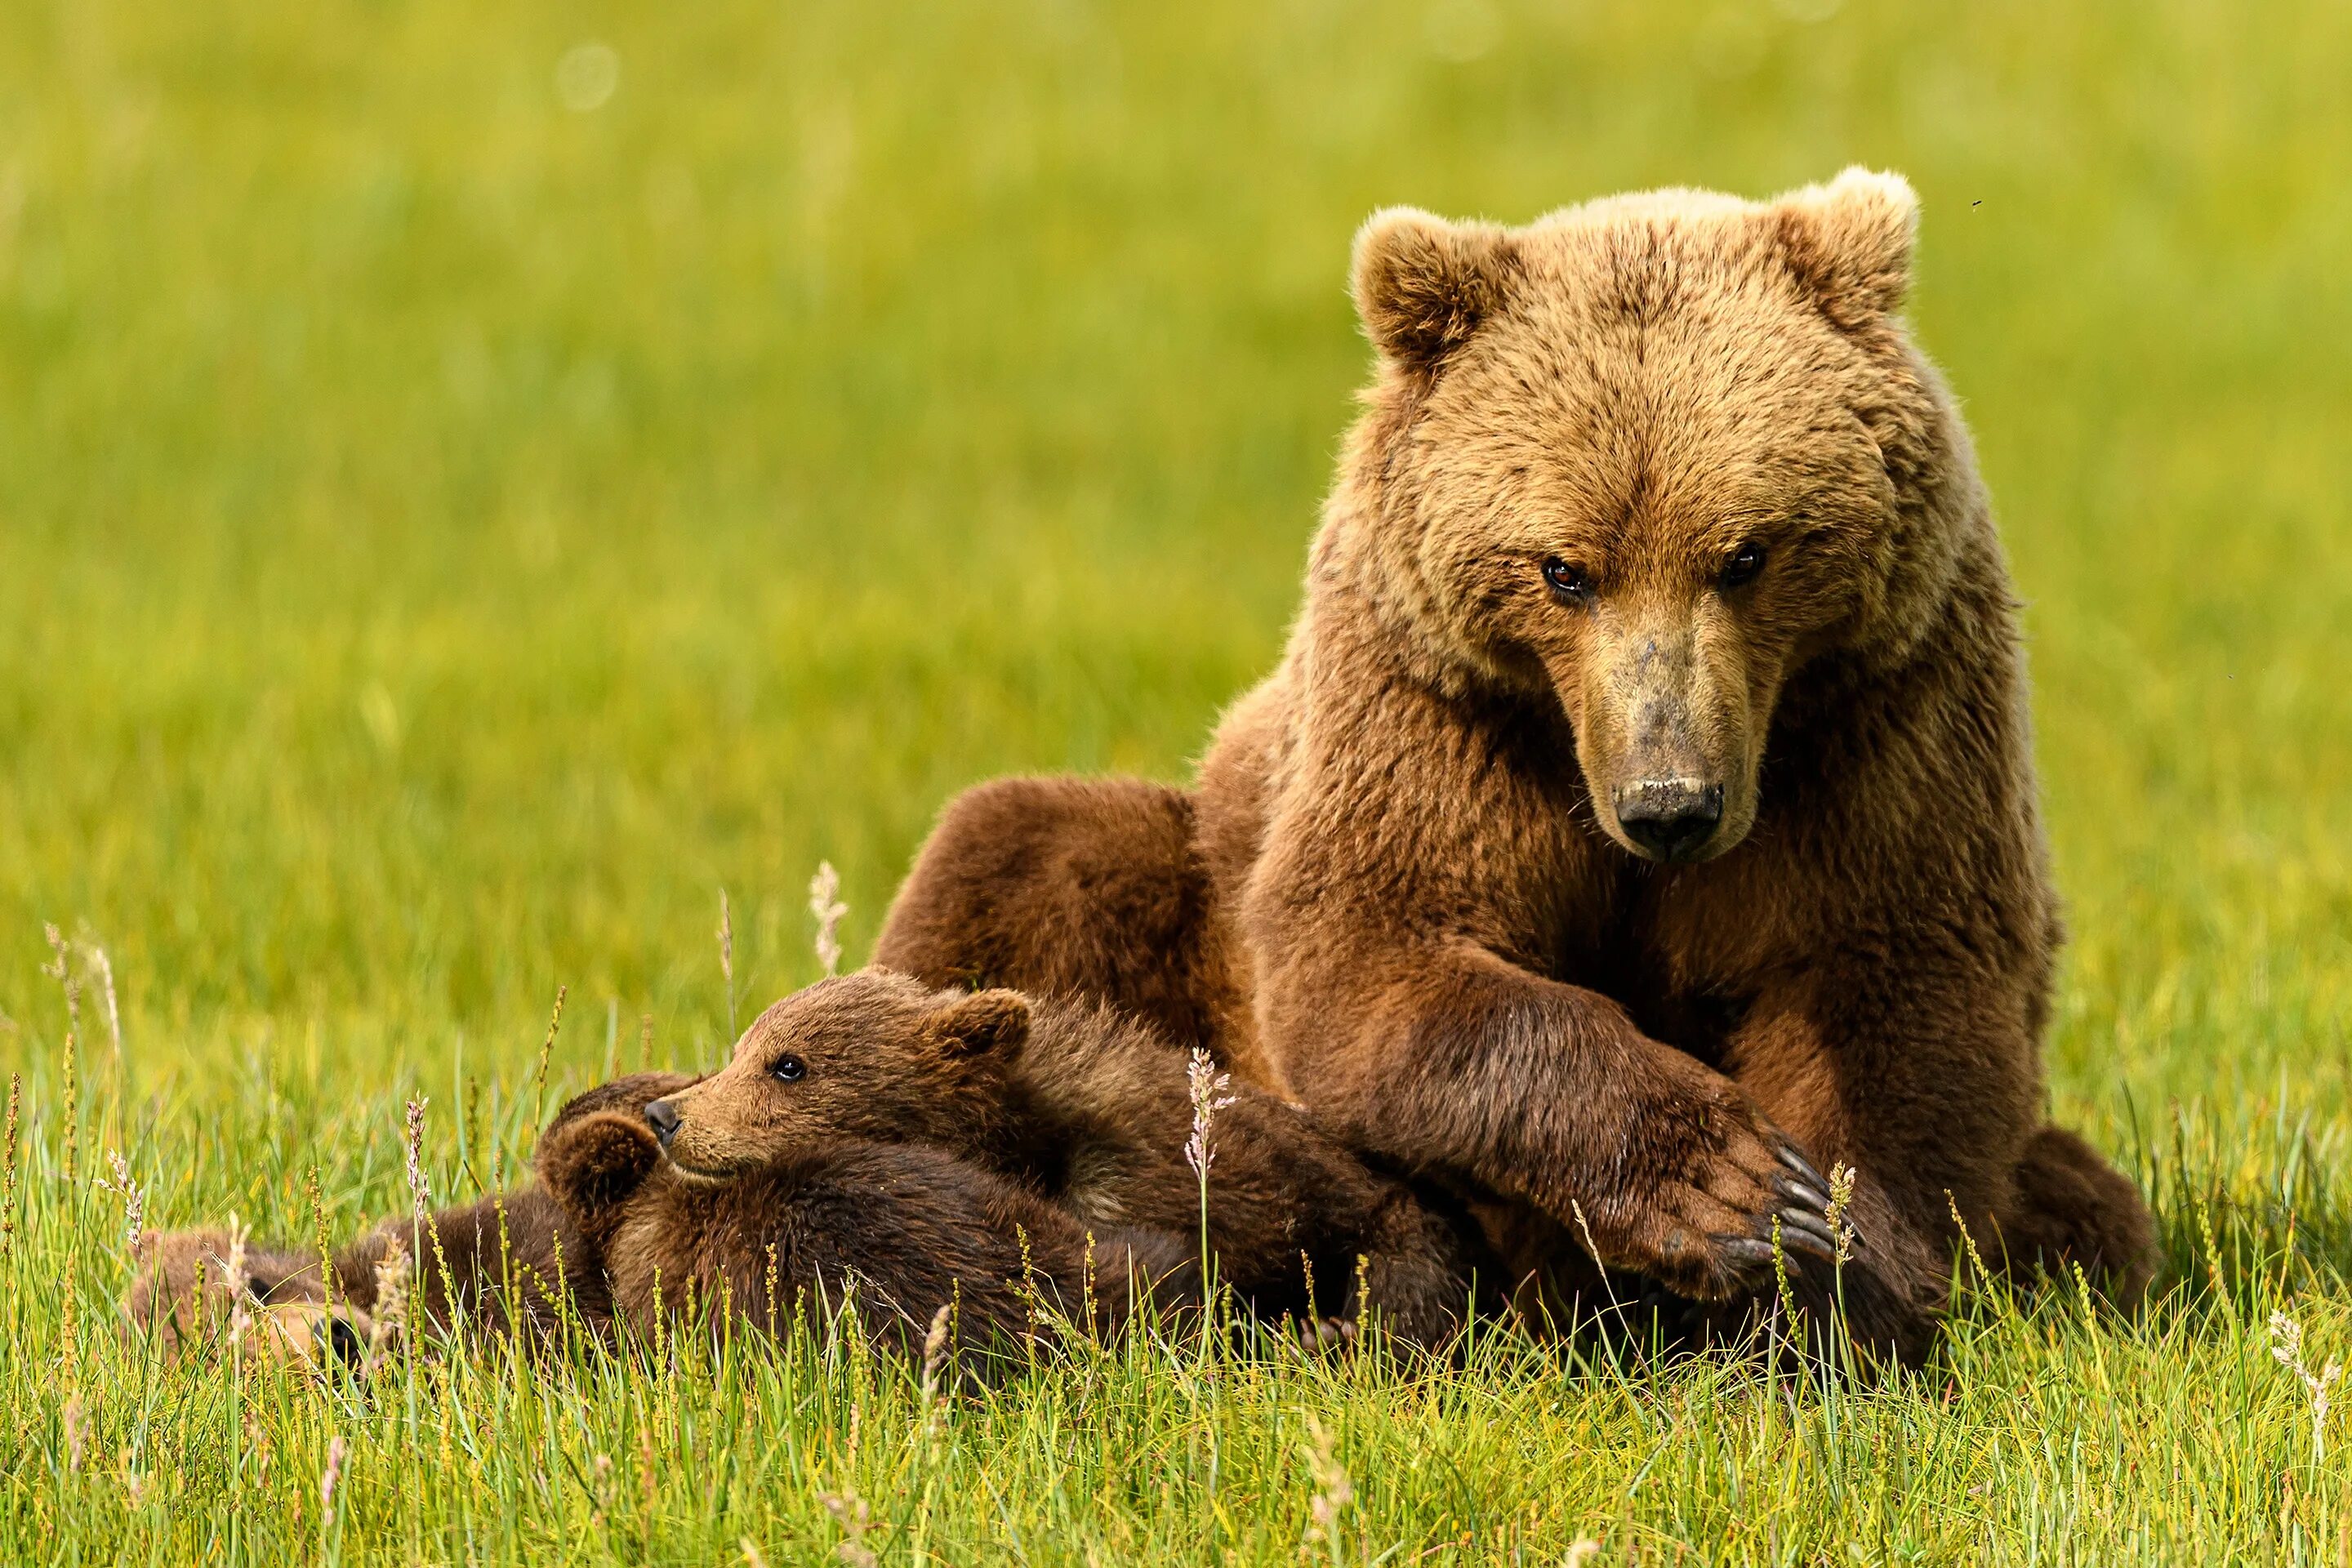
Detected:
left=875, top=169, right=2155, bottom=1361
left=536, top=1076, right=1193, bottom=1364
left=637, top=969, right=1485, bottom=1348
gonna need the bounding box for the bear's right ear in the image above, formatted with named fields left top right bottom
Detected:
left=924, top=989, right=1031, bottom=1059
left=1771, top=167, right=1919, bottom=330
left=1351, top=207, right=1515, bottom=373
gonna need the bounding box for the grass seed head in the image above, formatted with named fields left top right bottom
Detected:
left=2270, top=1309, right=2341, bottom=1462
left=1826, top=1160, right=1858, bottom=1265
left=403, top=1098, right=430, bottom=1221
left=808, top=862, right=849, bottom=978
left=320, top=1434, right=347, bottom=1515
left=99, top=1151, right=143, bottom=1255
left=819, top=1487, right=875, bottom=1568
left=369, top=1232, right=410, bottom=1365
left=223, top=1214, right=252, bottom=1356
left=1300, top=1414, right=1355, bottom=1552
left=1183, top=1048, right=1236, bottom=1180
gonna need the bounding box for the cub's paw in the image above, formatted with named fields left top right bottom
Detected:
left=537, top=1110, right=664, bottom=1226
left=1295, top=1315, right=1358, bottom=1356
left=1583, top=1058, right=1842, bottom=1302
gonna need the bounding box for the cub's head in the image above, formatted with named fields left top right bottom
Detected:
left=644, top=969, right=1031, bottom=1182
left=1343, top=168, right=1971, bottom=863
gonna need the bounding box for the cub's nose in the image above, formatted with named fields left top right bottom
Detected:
left=644, top=1098, right=681, bottom=1148
left=1613, top=779, right=1725, bottom=863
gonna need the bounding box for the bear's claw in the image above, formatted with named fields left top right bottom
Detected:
left=1771, top=1208, right=1840, bottom=1262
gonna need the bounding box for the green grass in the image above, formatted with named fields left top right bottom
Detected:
left=4, top=0, right=2351, bottom=1559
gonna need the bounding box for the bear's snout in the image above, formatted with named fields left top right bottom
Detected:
left=1611, top=777, right=1723, bottom=864
left=644, top=1098, right=681, bottom=1148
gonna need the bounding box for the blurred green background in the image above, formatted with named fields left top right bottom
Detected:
left=2, top=0, right=2347, bottom=1162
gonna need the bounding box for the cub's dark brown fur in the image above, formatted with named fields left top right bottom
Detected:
left=537, top=1097, right=1190, bottom=1365
left=127, top=1183, right=612, bottom=1365
left=644, top=969, right=1486, bottom=1348
left=875, top=172, right=2158, bottom=1362
left=128, top=1072, right=1185, bottom=1369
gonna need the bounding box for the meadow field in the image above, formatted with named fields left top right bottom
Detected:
left=4, top=0, right=2351, bottom=1560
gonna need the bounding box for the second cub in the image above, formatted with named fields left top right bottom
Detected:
left=637, top=970, right=1485, bottom=1348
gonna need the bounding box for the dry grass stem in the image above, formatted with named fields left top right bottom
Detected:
left=1826, top=1161, right=1859, bottom=1265
left=1, top=1073, right=20, bottom=1257
left=98, top=1151, right=143, bottom=1255
left=819, top=1486, right=876, bottom=1568
left=532, top=985, right=568, bottom=1120
left=808, top=863, right=848, bottom=978
left=369, top=1232, right=410, bottom=1367
left=718, top=889, right=737, bottom=1038
left=2270, top=1311, right=2341, bottom=1463
left=320, top=1434, right=348, bottom=1519
left=403, top=1098, right=431, bottom=1222
left=1183, top=1048, right=1235, bottom=1182
left=1300, top=1414, right=1356, bottom=1560
left=223, top=1214, right=253, bottom=1359
left=41, top=924, right=81, bottom=1184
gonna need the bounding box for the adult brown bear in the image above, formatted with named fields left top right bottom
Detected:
left=874, top=170, right=2154, bottom=1359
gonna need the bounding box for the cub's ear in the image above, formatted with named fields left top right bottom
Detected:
left=924, top=989, right=1031, bottom=1058
left=1772, top=167, right=1918, bottom=329
left=1351, top=207, right=1515, bottom=372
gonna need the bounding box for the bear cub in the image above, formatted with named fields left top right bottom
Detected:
left=628, top=969, right=1486, bottom=1348
left=537, top=1071, right=1194, bottom=1364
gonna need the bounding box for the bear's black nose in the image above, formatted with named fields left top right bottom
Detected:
left=1614, top=780, right=1724, bottom=863
left=644, top=1098, right=681, bottom=1148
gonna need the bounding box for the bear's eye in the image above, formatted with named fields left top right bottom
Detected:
left=1540, top=557, right=1593, bottom=604
left=1720, top=541, right=1766, bottom=590
left=769, top=1055, right=806, bottom=1083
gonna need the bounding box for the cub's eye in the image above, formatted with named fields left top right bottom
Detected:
left=1540, top=557, right=1593, bottom=603
left=769, top=1055, right=806, bottom=1083
left=1720, top=541, right=1766, bottom=590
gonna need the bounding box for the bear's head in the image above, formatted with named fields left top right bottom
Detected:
left=643, top=969, right=1031, bottom=1182
left=1340, top=167, right=1973, bottom=863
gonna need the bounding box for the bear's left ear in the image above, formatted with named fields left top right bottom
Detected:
left=1772, top=167, right=1918, bottom=330
left=1351, top=207, right=1517, bottom=373
left=924, top=989, right=1031, bottom=1058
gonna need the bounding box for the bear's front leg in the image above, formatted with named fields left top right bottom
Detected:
left=1260, top=937, right=1840, bottom=1307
